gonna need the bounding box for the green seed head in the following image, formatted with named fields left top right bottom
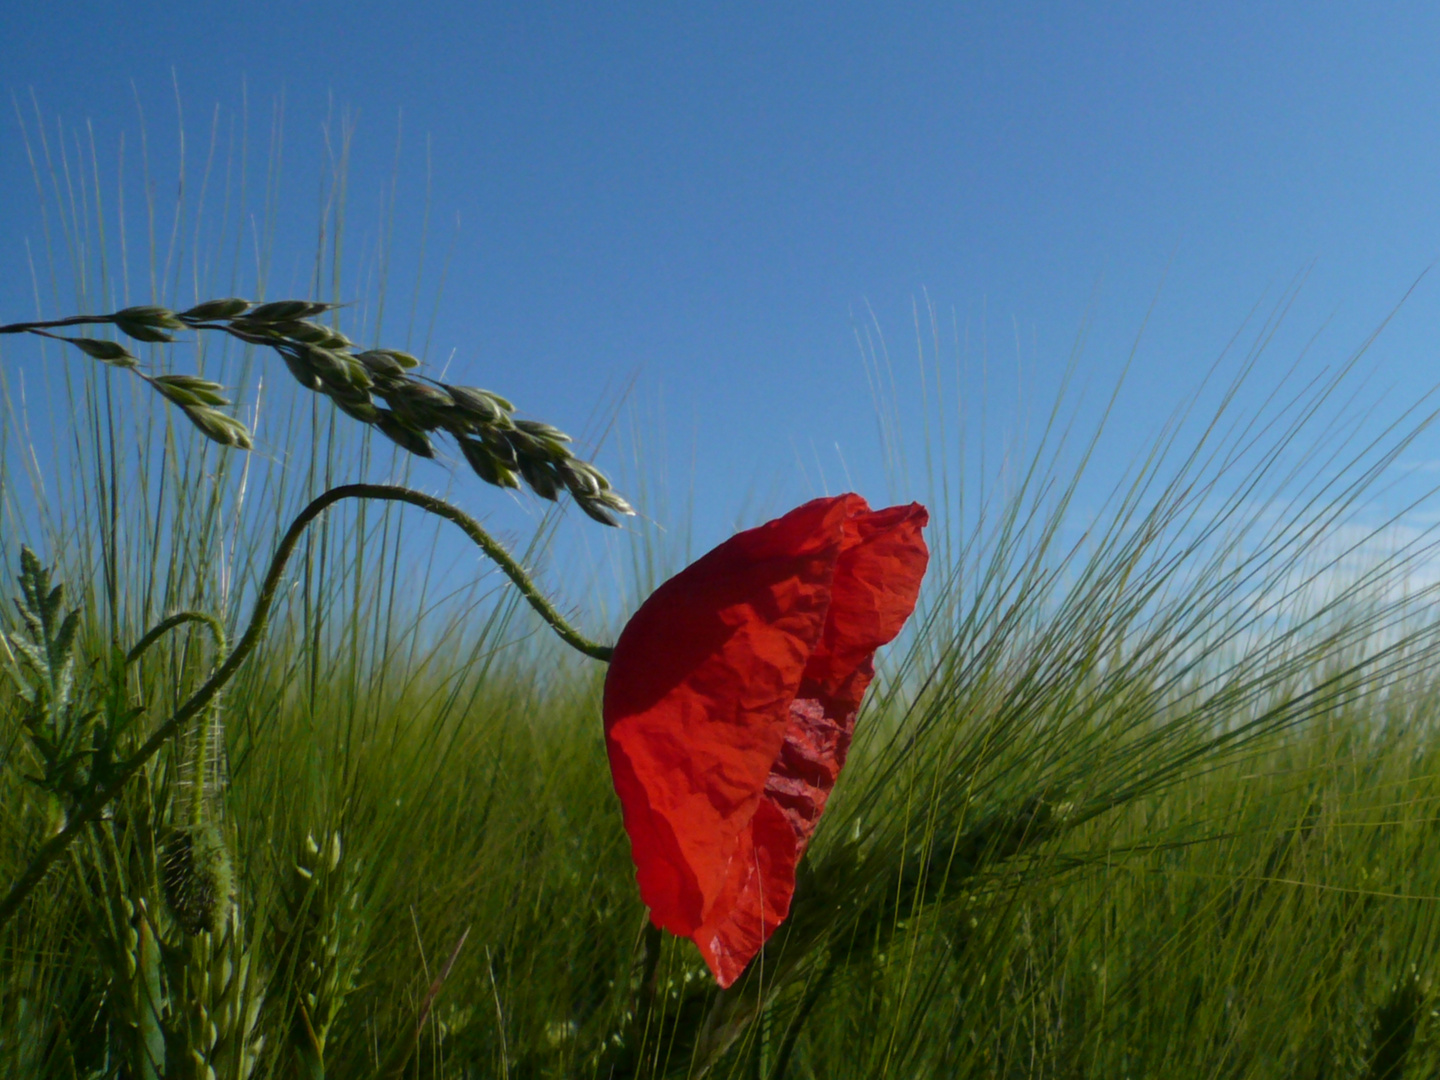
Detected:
left=67, top=336, right=138, bottom=366
left=180, top=297, right=251, bottom=321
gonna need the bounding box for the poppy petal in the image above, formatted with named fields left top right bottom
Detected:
left=693, top=501, right=929, bottom=984
left=604, top=495, right=928, bottom=988
left=801, top=500, right=932, bottom=717
left=603, top=497, right=852, bottom=936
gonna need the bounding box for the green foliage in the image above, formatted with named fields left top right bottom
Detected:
left=9, top=361, right=1440, bottom=1078
left=1, top=547, right=155, bottom=826
left=4, top=548, right=87, bottom=795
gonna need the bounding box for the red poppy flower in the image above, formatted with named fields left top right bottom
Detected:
left=603, top=494, right=929, bottom=987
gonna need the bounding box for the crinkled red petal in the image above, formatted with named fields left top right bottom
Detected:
left=694, top=500, right=930, bottom=984
left=604, top=497, right=851, bottom=936
left=603, top=495, right=929, bottom=988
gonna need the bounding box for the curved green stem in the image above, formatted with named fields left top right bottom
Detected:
left=125, top=610, right=229, bottom=666
left=0, top=483, right=611, bottom=930
left=338, top=485, right=613, bottom=662
left=126, top=610, right=231, bottom=827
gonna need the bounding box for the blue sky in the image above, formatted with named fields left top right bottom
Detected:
left=5, top=2, right=1440, bottom=590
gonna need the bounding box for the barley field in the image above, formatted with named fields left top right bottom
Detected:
left=5, top=113, right=1440, bottom=1080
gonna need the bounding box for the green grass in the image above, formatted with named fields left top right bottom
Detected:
left=8, top=100, right=1440, bottom=1079
left=6, top=338, right=1440, bottom=1080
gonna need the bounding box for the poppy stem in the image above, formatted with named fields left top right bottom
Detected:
left=310, top=484, right=615, bottom=662
left=635, top=921, right=664, bottom=1028
left=0, top=482, right=612, bottom=931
